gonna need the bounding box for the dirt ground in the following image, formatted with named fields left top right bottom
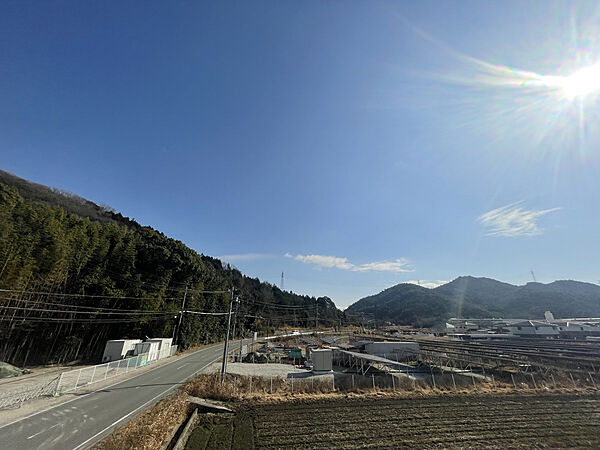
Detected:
left=205, top=362, right=310, bottom=378
left=0, top=363, right=92, bottom=393
left=185, top=392, right=600, bottom=449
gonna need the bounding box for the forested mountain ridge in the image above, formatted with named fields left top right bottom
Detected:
left=346, top=276, right=600, bottom=327
left=0, top=171, right=344, bottom=366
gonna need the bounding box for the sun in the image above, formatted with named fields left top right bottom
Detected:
left=559, top=64, right=600, bottom=100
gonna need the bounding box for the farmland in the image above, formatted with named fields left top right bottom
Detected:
left=186, top=393, right=600, bottom=449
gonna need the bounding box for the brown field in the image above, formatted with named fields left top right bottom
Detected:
left=186, top=393, right=600, bottom=449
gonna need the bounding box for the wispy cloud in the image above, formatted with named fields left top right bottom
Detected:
left=402, top=280, right=448, bottom=289
left=218, top=253, right=273, bottom=262
left=286, top=253, right=413, bottom=273
left=477, top=202, right=562, bottom=237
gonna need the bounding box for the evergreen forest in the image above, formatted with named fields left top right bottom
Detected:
left=0, top=172, right=344, bottom=367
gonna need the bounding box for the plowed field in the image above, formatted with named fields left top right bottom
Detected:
left=186, top=393, right=600, bottom=449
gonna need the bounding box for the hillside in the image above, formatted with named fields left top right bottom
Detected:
left=346, top=276, right=600, bottom=327
left=0, top=171, right=344, bottom=366
left=343, top=284, right=450, bottom=328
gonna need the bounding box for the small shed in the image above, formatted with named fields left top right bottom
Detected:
left=133, top=341, right=161, bottom=361
left=102, top=339, right=142, bottom=363
left=311, top=348, right=333, bottom=372
left=146, top=337, right=174, bottom=359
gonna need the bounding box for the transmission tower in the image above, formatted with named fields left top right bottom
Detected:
left=530, top=270, right=537, bottom=282
left=280, top=272, right=284, bottom=290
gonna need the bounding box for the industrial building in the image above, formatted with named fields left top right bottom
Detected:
left=506, top=320, right=560, bottom=337
left=446, top=312, right=600, bottom=339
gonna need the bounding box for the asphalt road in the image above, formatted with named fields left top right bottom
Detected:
left=0, top=341, right=240, bottom=449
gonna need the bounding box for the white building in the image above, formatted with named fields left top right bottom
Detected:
left=102, top=339, right=142, bottom=362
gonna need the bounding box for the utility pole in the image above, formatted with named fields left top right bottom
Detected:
left=232, top=296, right=243, bottom=361
left=176, top=285, right=188, bottom=346
left=231, top=294, right=241, bottom=340
left=220, top=288, right=236, bottom=382
left=315, top=302, right=319, bottom=330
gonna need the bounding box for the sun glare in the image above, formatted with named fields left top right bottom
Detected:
left=559, top=64, right=600, bottom=100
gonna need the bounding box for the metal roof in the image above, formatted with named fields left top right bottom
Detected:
left=337, top=349, right=410, bottom=366
left=347, top=340, right=373, bottom=347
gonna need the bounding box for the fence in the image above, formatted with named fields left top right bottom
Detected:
left=219, top=368, right=600, bottom=398
left=0, top=345, right=177, bottom=410
left=0, top=377, right=61, bottom=410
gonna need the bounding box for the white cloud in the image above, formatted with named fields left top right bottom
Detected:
left=402, top=280, right=448, bottom=289
left=477, top=202, right=561, bottom=237
left=289, top=253, right=413, bottom=273
left=218, top=253, right=272, bottom=262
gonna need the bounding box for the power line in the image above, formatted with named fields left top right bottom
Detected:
left=0, top=288, right=228, bottom=300
left=0, top=297, right=175, bottom=313
left=1, top=301, right=228, bottom=318
left=183, top=310, right=229, bottom=316
left=0, top=289, right=180, bottom=301
left=243, top=313, right=338, bottom=324
left=1, top=305, right=175, bottom=316
left=246, top=300, right=317, bottom=310
left=178, top=289, right=230, bottom=294
left=0, top=315, right=172, bottom=324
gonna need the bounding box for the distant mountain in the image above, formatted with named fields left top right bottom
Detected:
left=346, top=276, right=600, bottom=327
left=345, top=284, right=449, bottom=328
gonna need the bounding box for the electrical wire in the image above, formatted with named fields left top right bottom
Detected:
left=0, top=305, right=175, bottom=316
left=0, top=296, right=173, bottom=313
left=0, top=288, right=180, bottom=301
left=183, top=310, right=229, bottom=316
left=246, top=300, right=318, bottom=310
left=0, top=315, right=173, bottom=324
left=0, top=288, right=229, bottom=300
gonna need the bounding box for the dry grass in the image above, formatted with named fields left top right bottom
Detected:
left=93, top=392, right=191, bottom=450
left=95, top=369, right=598, bottom=449
left=183, top=372, right=598, bottom=404
left=184, top=373, right=335, bottom=401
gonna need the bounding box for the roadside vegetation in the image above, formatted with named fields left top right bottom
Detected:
left=94, top=392, right=190, bottom=450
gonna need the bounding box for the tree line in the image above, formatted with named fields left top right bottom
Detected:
left=0, top=181, right=344, bottom=366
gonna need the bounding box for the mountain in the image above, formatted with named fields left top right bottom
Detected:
left=346, top=276, right=600, bottom=327
left=343, top=284, right=450, bottom=328
left=0, top=171, right=345, bottom=366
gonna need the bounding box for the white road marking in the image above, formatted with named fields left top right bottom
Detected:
left=176, top=363, right=189, bottom=370
left=0, top=344, right=221, bottom=431
left=71, top=356, right=222, bottom=450
left=27, top=423, right=60, bottom=439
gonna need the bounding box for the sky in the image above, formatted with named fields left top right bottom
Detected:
left=2, top=1, right=600, bottom=308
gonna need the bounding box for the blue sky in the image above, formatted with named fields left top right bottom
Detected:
left=2, top=1, right=600, bottom=307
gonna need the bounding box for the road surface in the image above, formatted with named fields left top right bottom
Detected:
left=0, top=341, right=237, bottom=449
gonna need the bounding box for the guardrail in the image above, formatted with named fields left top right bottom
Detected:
left=0, top=345, right=177, bottom=410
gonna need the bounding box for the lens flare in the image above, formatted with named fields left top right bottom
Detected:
left=559, top=64, right=600, bottom=100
